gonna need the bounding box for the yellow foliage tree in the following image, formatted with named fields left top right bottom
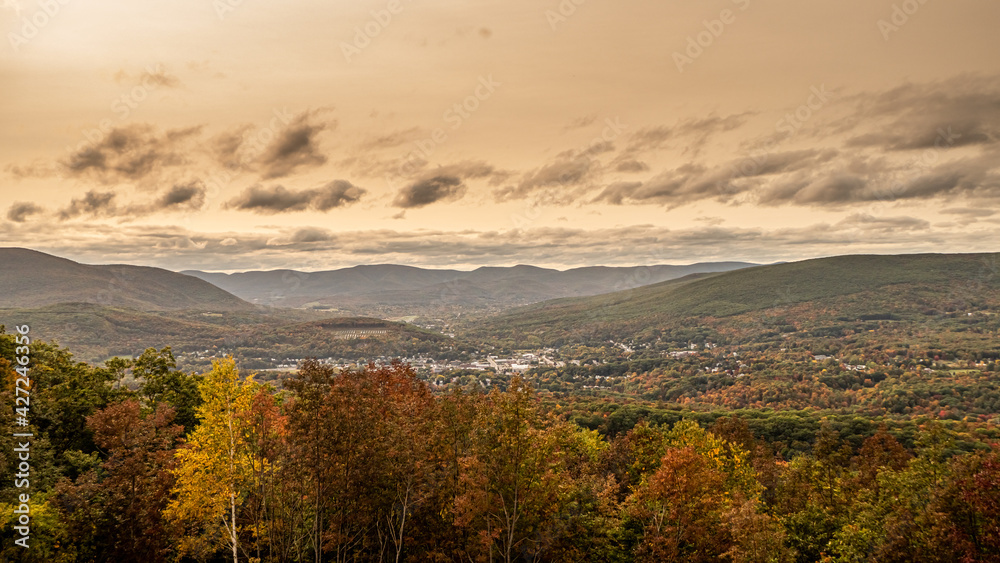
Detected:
left=666, top=420, right=761, bottom=500
left=166, top=357, right=259, bottom=563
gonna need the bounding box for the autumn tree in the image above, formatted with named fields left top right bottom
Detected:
left=453, top=377, right=571, bottom=563
left=55, top=399, right=183, bottom=562
left=236, top=386, right=295, bottom=563
left=956, top=448, right=1000, bottom=560
left=631, top=445, right=728, bottom=562
left=366, top=362, right=436, bottom=563
left=283, top=360, right=439, bottom=563
left=626, top=421, right=765, bottom=562
left=408, top=387, right=480, bottom=562
left=167, top=357, right=259, bottom=563
left=285, top=359, right=380, bottom=562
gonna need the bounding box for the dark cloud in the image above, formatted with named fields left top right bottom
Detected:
left=847, top=122, right=996, bottom=152
left=59, top=190, right=118, bottom=220
left=289, top=227, right=336, bottom=243
left=53, top=182, right=208, bottom=221
left=768, top=148, right=1000, bottom=207
left=481, top=115, right=751, bottom=204
left=589, top=139, right=1000, bottom=209
left=590, top=159, right=745, bottom=207
left=941, top=208, right=997, bottom=218
left=226, top=185, right=311, bottom=213
left=259, top=113, right=330, bottom=179
left=426, top=160, right=508, bottom=184
left=360, top=127, right=424, bottom=150
left=590, top=181, right=645, bottom=205
left=347, top=142, right=509, bottom=187
left=393, top=176, right=466, bottom=208
left=94, top=181, right=209, bottom=219
left=7, top=202, right=43, bottom=222
left=759, top=174, right=868, bottom=206
left=88, top=182, right=208, bottom=220
left=159, top=181, right=205, bottom=207
left=130, top=181, right=207, bottom=215
left=139, top=67, right=181, bottom=88
left=367, top=159, right=508, bottom=196
left=741, top=150, right=838, bottom=177
left=114, top=64, right=181, bottom=88
left=627, top=126, right=672, bottom=151
left=226, top=180, right=366, bottom=213
left=679, top=114, right=751, bottom=136
left=210, top=125, right=254, bottom=169
left=838, top=76, right=1000, bottom=151
left=66, top=147, right=107, bottom=173
left=5, top=161, right=57, bottom=179
left=563, top=115, right=598, bottom=131
left=166, top=126, right=203, bottom=142
left=494, top=157, right=594, bottom=201
left=616, top=160, right=650, bottom=173
left=580, top=141, right=615, bottom=157
left=62, top=124, right=194, bottom=182
left=600, top=166, right=713, bottom=206
left=623, top=113, right=752, bottom=156
left=837, top=213, right=930, bottom=232
left=312, top=180, right=367, bottom=210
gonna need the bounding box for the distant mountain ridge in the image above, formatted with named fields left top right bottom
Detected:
left=0, top=248, right=253, bottom=312
left=183, top=262, right=759, bottom=314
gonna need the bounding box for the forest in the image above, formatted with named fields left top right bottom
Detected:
left=1, top=329, right=999, bottom=563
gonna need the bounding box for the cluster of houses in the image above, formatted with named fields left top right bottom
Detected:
left=253, top=352, right=568, bottom=374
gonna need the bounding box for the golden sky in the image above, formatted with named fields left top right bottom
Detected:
left=2, top=0, right=1000, bottom=271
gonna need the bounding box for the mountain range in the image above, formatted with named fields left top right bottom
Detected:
left=4, top=248, right=998, bottom=367
left=182, top=262, right=757, bottom=316
left=0, top=248, right=754, bottom=362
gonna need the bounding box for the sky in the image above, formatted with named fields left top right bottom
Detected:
left=2, top=0, right=999, bottom=272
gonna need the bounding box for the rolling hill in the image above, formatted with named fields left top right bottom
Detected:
left=0, top=248, right=254, bottom=311
left=472, top=253, right=1000, bottom=346
left=0, top=302, right=446, bottom=366
left=0, top=249, right=453, bottom=365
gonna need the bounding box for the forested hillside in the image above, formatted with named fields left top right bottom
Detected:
left=1, top=329, right=998, bottom=562
left=473, top=253, right=1000, bottom=348
left=0, top=249, right=253, bottom=312
left=0, top=304, right=450, bottom=367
